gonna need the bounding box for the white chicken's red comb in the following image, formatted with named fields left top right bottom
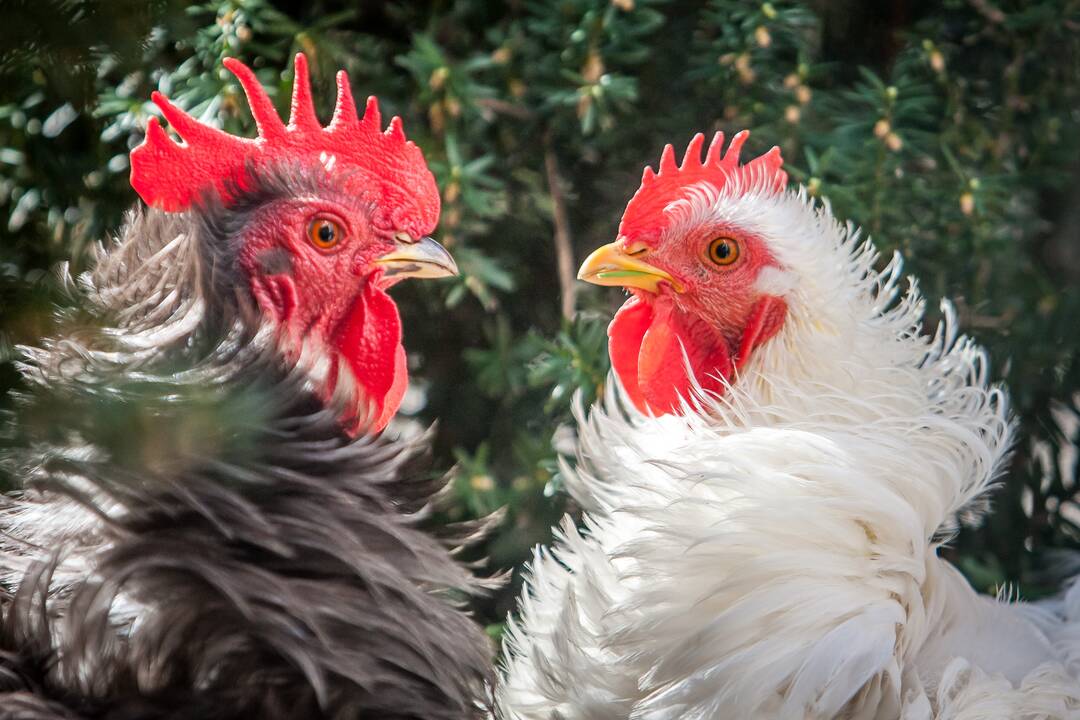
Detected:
left=618, top=131, right=787, bottom=243
left=130, top=53, right=439, bottom=238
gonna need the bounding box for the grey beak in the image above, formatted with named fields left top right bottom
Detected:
left=375, top=235, right=459, bottom=279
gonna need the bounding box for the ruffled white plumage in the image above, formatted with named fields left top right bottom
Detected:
left=498, top=181, right=1080, bottom=718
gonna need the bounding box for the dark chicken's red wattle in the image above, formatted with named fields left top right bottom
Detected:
left=331, top=281, right=408, bottom=434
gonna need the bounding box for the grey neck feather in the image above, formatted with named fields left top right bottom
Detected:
left=0, top=201, right=496, bottom=720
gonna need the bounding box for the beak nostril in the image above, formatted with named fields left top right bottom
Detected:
left=394, top=231, right=418, bottom=245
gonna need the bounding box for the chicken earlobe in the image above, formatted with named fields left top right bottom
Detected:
left=249, top=272, right=300, bottom=325
left=734, top=295, right=787, bottom=370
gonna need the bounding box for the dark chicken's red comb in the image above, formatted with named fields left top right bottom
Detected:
left=618, top=130, right=787, bottom=244
left=130, top=53, right=439, bottom=239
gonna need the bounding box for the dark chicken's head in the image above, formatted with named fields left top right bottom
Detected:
left=578, top=131, right=790, bottom=416
left=130, top=54, right=454, bottom=434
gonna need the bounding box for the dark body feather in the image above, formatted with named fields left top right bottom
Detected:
left=0, top=196, right=494, bottom=719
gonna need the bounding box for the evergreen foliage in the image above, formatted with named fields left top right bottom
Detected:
left=1, top=0, right=1078, bottom=632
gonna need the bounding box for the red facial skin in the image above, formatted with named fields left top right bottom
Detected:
left=237, top=197, right=407, bottom=434
left=609, top=224, right=788, bottom=415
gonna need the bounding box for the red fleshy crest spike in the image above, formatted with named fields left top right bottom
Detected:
left=221, top=57, right=285, bottom=139
left=747, top=145, right=788, bottom=191
left=723, top=130, right=749, bottom=163
left=386, top=116, right=406, bottom=142
left=151, top=92, right=227, bottom=145
left=288, top=53, right=320, bottom=130
left=704, top=131, right=725, bottom=166
left=143, top=117, right=169, bottom=146
left=331, top=71, right=358, bottom=127
left=129, top=54, right=440, bottom=239
left=360, top=96, right=382, bottom=132
left=658, top=144, right=678, bottom=174
left=617, top=129, right=788, bottom=245
left=681, top=133, right=705, bottom=170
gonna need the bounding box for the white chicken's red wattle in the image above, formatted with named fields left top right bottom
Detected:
left=609, top=296, right=733, bottom=414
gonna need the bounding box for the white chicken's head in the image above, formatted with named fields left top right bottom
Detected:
left=579, top=131, right=838, bottom=416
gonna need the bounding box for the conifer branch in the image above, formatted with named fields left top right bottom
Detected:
left=544, top=132, right=577, bottom=320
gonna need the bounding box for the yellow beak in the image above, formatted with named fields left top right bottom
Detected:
left=375, top=235, right=459, bottom=280
left=577, top=241, right=683, bottom=293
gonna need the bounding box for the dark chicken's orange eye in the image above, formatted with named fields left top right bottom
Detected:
left=708, top=237, right=740, bottom=266
left=308, top=218, right=343, bottom=251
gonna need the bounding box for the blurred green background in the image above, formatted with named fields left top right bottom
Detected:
left=1, top=0, right=1078, bottom=635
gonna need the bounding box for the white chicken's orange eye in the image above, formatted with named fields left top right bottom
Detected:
left=708, top=237, right=740, bottom=266
left=308, top=218, right=343, bottom=251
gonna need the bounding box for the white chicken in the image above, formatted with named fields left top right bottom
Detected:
left=497, top=131, right=1080, bottom=719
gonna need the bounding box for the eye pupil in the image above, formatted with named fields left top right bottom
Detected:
left=318, top=223, right=335, bottom=244
left=716, top=242, right=731, bottom=259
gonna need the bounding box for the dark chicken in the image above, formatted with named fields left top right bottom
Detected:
left=0, top=54, right=493, bottom=719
